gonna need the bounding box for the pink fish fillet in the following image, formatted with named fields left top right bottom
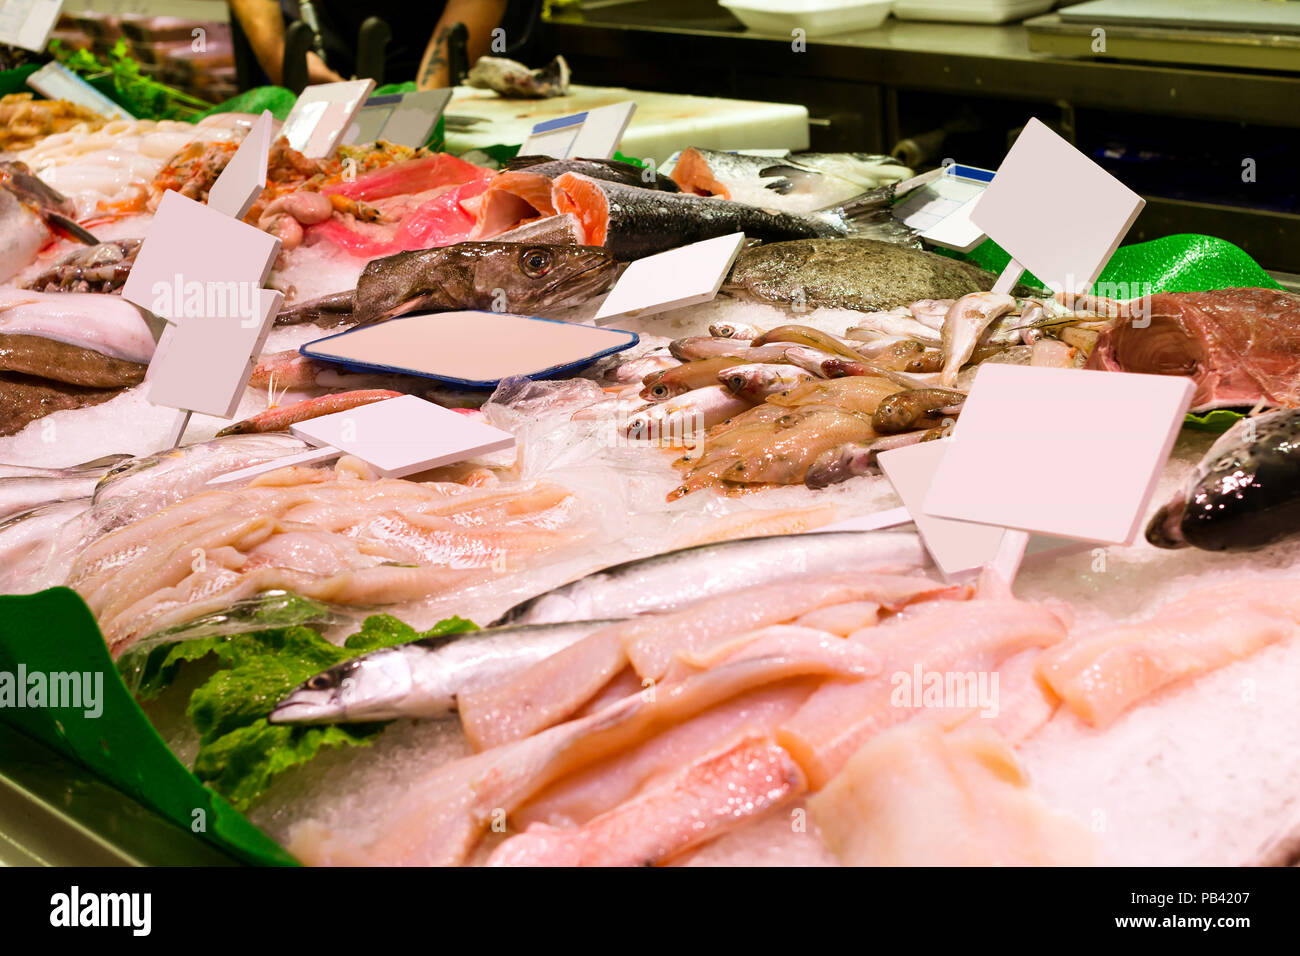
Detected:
left=486, top=735, right=806, bottom=867
left=288, top=635, right=877, bottom=866
left=1037, top=588, right=1299, bottom=728
left=457, top=572, right=961, bottom=751
left=306, top=180, right=489, bottom=257
left=320, top=153, right=489, bottom=202
left=778, top=598, right=1070, bottom=789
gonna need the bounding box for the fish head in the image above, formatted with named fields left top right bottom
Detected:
left=269, top=649, right=414, bottom=724
left=474, top=243, right=618, bottom=313
left=639, top=369, right=689, bottom=402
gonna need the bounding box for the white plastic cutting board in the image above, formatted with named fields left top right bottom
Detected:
left=446, top=85, right=808, bottom=162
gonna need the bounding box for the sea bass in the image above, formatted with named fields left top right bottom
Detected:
left=1147, top=409, right=1300, bottom=551
left=724, top=239, right=997, bottom=313
left=271, top=619, right=620, bottom=724
left=275, top=242, right=618, bottom=325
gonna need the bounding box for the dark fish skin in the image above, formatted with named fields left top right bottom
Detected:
left=553, top=173, right=849, bottom=260
left=276, top=241, right=618, bottom=326
left=0, top=371, right=121, bottom=437
left=0, top=333, right=147, bottom=388
left=1148, top=409, right=1300, bottom=551
left=507, top=156, right=680, bottom=192
left=872, top=388, right=966, bottom=434
left=724, top=238, right=997, bottom=313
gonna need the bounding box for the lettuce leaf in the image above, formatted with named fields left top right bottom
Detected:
left=125, top=612, right=476, bottom=811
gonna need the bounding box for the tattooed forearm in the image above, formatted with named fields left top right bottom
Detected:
left=418, top=25, right=454, bottom=87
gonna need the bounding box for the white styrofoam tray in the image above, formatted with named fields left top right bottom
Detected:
left=892, top=0, right=1055, bottom=23
left=720, top=0, right=895, bottom=37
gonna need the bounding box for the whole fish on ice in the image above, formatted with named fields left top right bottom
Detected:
left=492, top=530, right=928, bottom=626
left=276, top=242, right=618, bottom=325
left=271, top=620, right=620, bottom=724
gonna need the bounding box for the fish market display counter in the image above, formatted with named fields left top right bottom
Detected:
left=546, top=2, right=1300, bottom=274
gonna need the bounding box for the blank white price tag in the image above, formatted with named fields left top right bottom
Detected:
left=281, top=79, right=376, bottom=158
left=345, top=89, right=452, bottom=148
left=970, top=118, right=1144, bottom=294
left=290, top=395, right=516, bottom=478
left=148, top=289, right=282, bottom=419
left=893, top=164, right=992, bottom=253
left=923, top=365, right=1194, bottom=546
left=594, top=233, right=745, bottom=324
left=0, top=0, right=62, bottom=52
left=879, top=440, right=1007, bottom=578
left=207, top=111, right=274, bottom=219
left=121, top=191, right=280, bottom=325
left=520, top=102, right=636, bottom=160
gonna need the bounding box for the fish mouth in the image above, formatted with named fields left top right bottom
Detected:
left=1144, top=496, right=1188, bottom=549
left=533, top=259, right=618, bottom=309
left=268, top=693, right=344, bottom=724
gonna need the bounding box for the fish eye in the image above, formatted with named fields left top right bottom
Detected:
left=651, top=385, right=670, bottom=398
left=306, top=672, right=339, bottom=691
left=520, top=248, right=553, bottom=278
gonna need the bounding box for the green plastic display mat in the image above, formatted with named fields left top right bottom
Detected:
left=0, top=589, right=296, bottom=867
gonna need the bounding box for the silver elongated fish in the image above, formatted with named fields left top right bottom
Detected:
left=492, top=530, right=929, bottom=627
left=270, top=620, right=619, bottom=724
left=0, top=454, right=130, bottom=521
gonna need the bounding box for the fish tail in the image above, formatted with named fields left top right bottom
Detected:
left=275, top=291, right=356, bottom=326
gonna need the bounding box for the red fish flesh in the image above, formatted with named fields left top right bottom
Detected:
left=1086, top=288, right=1300, bottom=411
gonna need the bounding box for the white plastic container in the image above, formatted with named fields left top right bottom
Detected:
left=892, top=0, right=1056, bottom=24
left=719, top=0, right=896, bottom=37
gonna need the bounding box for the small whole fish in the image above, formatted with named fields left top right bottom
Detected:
left=668, top=337, right=795, bottom=363
left=718, top=363, right=815, bottom=401
left=751, top=324, right=863, bottom=360
left=1147, top=409, right=1300, bottom=551
left=276, top=242, right=618, bottom=325
left=216, top=389, right=403, bottom=436
left=623, top=386, right=753, bottom=443
left=804, top=431, right=942, bottom=489
left=708, top=320, right=763, bottom=340
left=467, top=54, right=570, bottom=98
left=872, top=388, right=965, bottom=434
left=641, top=357, right=747, bottom=401
left=270, top=620, right=619, bottom=724
left=847, top=312, right=943, bottom=348
left=604, top=349, right=679, bottom=384
left=939, top=292, right=1017, bottom=387
left=492, top=530, right=929, bottom=626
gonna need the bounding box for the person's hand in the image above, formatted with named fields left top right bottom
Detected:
left=307, top=52, right=345, bottom=85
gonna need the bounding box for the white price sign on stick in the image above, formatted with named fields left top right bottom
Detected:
left=594, top=233, right=745, bottom=325
left=122, top=113, right=282, bottom=442
left=211, top=395, right=517, bottom=485
left=281, top=79, right=376, bottom=158
left=520, top=102, right=636, bottom=160
left=900, top=117, right=1181, bottom=586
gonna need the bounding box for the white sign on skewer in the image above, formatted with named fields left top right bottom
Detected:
left=971, top=118, right=1145, bottom=296
left=892, top=163, right=993, bottom=253
left=147, top=289, right=283, bottom=418
left=0, top=0, right=62, bottom=52
left=923, top=365, right=1194, bottom=547
left=210, top=395, right=517, bottom=485
left=520, top=102, right=637, bottom=160
left=281, top=79, right=376, bottom=158
left=594, top=233, right=745, bottom=325
left=878, top=440, right=1007, bottom=579
left=207, top=111, right=275, bottom=219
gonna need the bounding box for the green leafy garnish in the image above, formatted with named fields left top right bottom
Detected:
left=49, top=39, right=215, bottom=120
left=124, top=611, right=476, bottom=810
